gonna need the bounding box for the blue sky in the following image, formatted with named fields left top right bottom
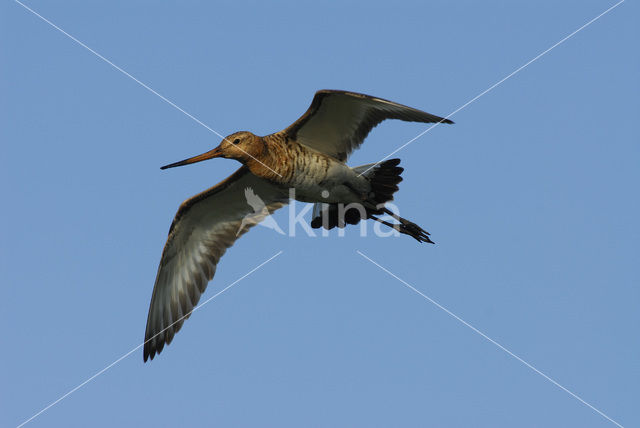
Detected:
left=2, top=1, right=638, bottom=427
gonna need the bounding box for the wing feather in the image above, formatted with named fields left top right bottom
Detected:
left=144, top=166, right=287, bottom=361
left=283, top=90, right=453, bottom=161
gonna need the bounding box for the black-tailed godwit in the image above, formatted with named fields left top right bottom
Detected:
left=144, top=90, right=453, bottom=361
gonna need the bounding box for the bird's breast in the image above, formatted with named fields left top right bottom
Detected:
left=247, top=138, right=359, bottom=202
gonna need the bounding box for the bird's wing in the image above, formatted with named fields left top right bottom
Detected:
left=282, top=90, right=453, bottom=161
left=144, top=166, right=288, bottom=361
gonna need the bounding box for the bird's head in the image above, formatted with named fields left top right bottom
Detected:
left=161, top=131, right=261, bottom=170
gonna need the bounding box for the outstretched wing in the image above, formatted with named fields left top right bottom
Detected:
left=144, top=167, right=288, bottom=361
left=283, top=90, right=453, bottom=161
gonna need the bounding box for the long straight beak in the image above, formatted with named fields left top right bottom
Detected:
left=160, top=147, right=223, bottom=170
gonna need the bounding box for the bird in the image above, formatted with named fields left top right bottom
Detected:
left=143, top=89, right=453, bottom=361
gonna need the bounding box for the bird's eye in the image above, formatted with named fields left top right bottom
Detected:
left=233, top=139, right=240, bottom=145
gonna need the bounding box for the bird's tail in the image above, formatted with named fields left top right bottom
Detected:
left=356, top=158, right=404, bottom=212
left=309, top=159, right=432, bottom=243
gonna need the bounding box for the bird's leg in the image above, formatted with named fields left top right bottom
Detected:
left=382, top=208, right=431, bottom=236
left=370, top=214, right=434, bottom=244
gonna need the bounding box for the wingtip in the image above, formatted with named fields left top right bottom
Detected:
left=144, top=349, right=158, bottom=363
left=143, top=340, right=159, bottom=362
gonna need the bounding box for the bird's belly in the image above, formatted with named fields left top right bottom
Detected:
left=286, top=159, right=368, bottom=204
left=292, top=182, right=355, bottom=203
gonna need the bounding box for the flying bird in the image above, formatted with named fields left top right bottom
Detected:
left=144, top=90, right=453, bottom=361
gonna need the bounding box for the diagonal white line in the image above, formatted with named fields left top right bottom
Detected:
left=359, top=0, right=625, bottom=177
left=16, top=251, right=284, bottom=428
left=356, top=250, right=625, bottom=428
left=12, top=0, right=220, bottom=136
left=12, top=0, right=282, bottom=177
